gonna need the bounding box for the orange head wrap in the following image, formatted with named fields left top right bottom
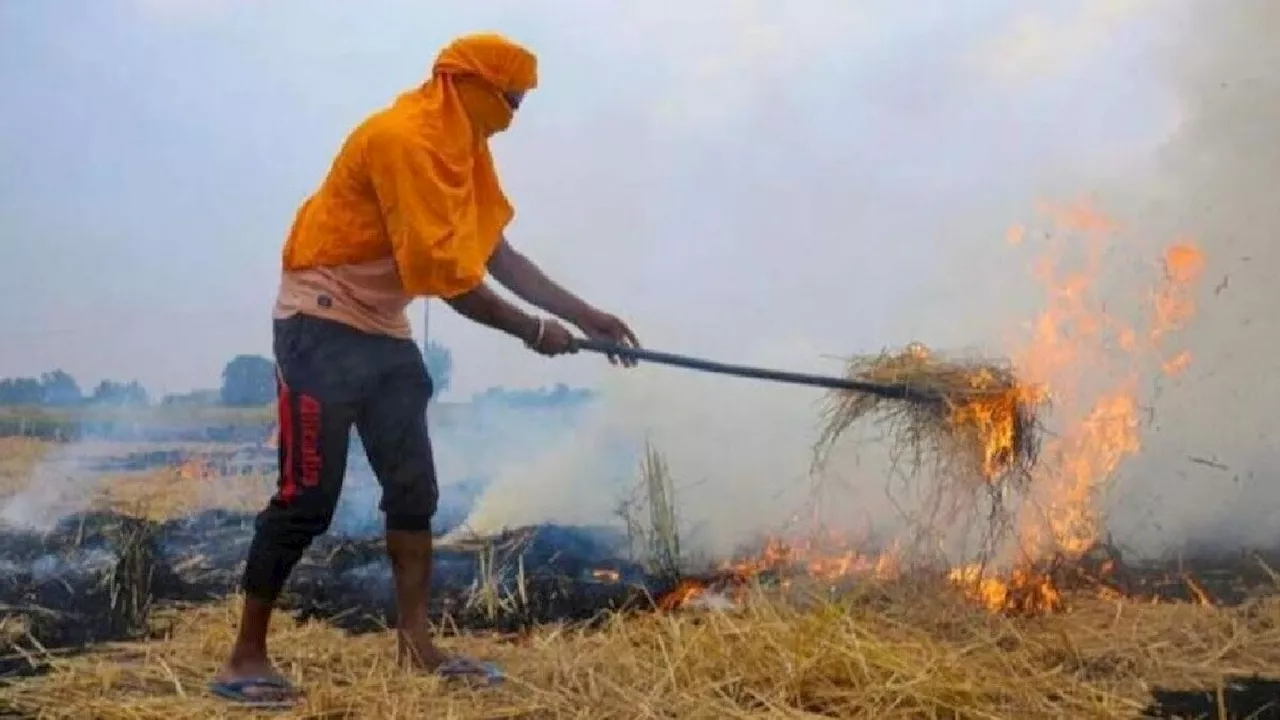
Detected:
left=375, top=33, right=537, bottom=296
left=279, top=34, right=540, bottom=300
left=431, top=33, right=538, bottom=137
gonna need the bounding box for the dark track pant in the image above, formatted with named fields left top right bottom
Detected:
left=241, top=313, right=438, bottom=604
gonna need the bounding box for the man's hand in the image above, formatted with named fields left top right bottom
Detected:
left=524, top=317, right=577, bottom=357
left=572, top=308, right=641, bottom=367
left=486, top=239, right=640, bottom=366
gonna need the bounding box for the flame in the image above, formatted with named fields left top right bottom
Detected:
left=658, top=579, right=712, bottom=611
left=947, top=379, right=1039, bottom=481
left=264, top=424, right=278, bottom=450
left=855, top=341, right=1041, bottom=482
left=664, top=201, right=1207, bottom=617
left=590, top=568, right=621, bottom=583
left=659, top=535, right=902, bottom=611
left=947, top=201, right=1205, bottom=613
left=1161, top=350, right=1192, bottom=377
left=176, top=456, right=215, bottom=481
left=947, top=565, right=1063, bottom=615
left=719, top=535, right=900, bottom=583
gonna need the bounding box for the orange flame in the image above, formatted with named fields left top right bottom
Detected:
left=591, top=568, right=621, bottom=583
left=659, top=535, right=901, bottom=611
left=658, top=579, right=712, bottom=611
left=948, top=201, right=1205, bottom=613
left=176, top=456, right=215, bottom=481
left=676, top=201, right=1207, bottom=617
left=946, top=380, right=1039, bottom=481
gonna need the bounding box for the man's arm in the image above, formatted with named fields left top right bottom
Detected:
left=487, top=237, right=641, bottom=363
left=487, top=239, right=594, bottom=325
left=443, top=282, right=540, bottom=345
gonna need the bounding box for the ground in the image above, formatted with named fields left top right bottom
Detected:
left=2, top=437, right=1279, bottom=719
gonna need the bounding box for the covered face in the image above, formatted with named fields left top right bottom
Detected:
left=280, top=33, right=540, bottom=300
left=432, top=33, right=538, bottom=137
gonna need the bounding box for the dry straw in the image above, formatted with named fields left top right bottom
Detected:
left=813, top=343, right=1045, bottom=492
left=7, top=588, right=1280, bottom=718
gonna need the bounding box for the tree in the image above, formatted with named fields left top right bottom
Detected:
left=424, top=341, right=453, bottom=397
left=220, top=354, right=275, bottom=407
left=89, top=379, right=150, bottom=407
left=0, top=377, right=43, bottom=405
left=39, top=370, right=82, bottom=406
left=0, top=370, right=88, bottom=406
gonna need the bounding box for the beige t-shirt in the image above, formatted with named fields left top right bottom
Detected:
left=272, top=257, right=413, bottom=339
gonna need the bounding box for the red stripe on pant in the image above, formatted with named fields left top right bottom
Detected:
left=299, top=395, right=321, bottom=489
left=277, top=376, right=297, bottom=504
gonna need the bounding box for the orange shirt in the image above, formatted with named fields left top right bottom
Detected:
left=273, top=258, right=413, bottom=338
left=273, top=33, right=538, bottom=338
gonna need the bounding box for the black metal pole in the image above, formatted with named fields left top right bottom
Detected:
left=571, top=338, right=944, bottom=404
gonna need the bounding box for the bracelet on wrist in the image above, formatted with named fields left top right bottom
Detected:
left=524, top=317, right=546, bottom=348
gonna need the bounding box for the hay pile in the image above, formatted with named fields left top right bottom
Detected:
left=6, top=587, right=1280, bottom=718
left=814, top=343, right=1044, bottom=490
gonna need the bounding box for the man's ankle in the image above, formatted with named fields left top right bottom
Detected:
left=228, top=642, right=270, bottom=666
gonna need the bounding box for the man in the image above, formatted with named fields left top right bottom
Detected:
left=209, top=33, right=639, bottom=707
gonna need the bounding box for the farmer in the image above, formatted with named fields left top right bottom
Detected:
left=209, top=33, right=639, bottom=707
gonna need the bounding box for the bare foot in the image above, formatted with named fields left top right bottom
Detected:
left=397, top=629, right=449, bottom=670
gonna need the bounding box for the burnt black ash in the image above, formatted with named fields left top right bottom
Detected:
left=0, top=510, right=666, bottom=678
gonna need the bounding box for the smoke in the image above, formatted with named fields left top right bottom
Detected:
left=0, top=548, right=119, bottom=581
left=1095, top=0, right=1280, bottom=554
left=451, top=346, right=880, bottom=556
left=325, top=403, right=604, bottom=538
left=452, top=1, right=1206, bottom=558
left=1, top=441, right=119, bottom=530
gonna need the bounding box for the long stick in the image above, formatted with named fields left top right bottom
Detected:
left=571, top=339, right=943, bottom=404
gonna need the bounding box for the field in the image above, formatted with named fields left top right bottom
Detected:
left=2, top=437, right=1280, bottom=718
left=0, top=406, right=273, bottom=443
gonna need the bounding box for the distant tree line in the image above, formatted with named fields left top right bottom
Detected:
left=0, top=340, right=594, bottom=412
left=0, top=370, right=150, bottom=407
left=0, top=355, right=287, bottom=409
left=470, top=383, right=597, bottom=409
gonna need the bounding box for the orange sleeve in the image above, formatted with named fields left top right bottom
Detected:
left=364, top=125, right=489, bottom=299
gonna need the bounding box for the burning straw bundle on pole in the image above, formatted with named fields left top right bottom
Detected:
left=812, top=343, right=1045, bottom=491
left=573, top=339, right=1045, bottom=493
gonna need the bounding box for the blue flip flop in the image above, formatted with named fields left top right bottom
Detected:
left=208, top=676, right=300, bottom=709
left=435, top=657, right=505, bottom=686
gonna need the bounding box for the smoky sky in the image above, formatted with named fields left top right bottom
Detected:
left=0, top=0, right=1174, bottom=397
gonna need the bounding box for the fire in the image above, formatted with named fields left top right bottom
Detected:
left=656, top=535, right=902, bottom=612
left=658, top=578, right=713, bottom=611
left=662, top=201, right=1207, bottom=617
left=263, top=423, right=278, bottom=450
left=899, top=342, right=1043, bottom=482
left=1161, top=350, right=1192, bottom=377
left=947, top=381, right=1040, bottom=481
left=590, top=568, right=621, bottom=583
left=947, top=565, right=1063, bottom=615
left=720, top=535, right=900, bottom=583
left=176, top=456, right=215, bottom=481
left=659, top=535, right=903, bottom=611
left=947, top=201, right=1206, bottom=613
